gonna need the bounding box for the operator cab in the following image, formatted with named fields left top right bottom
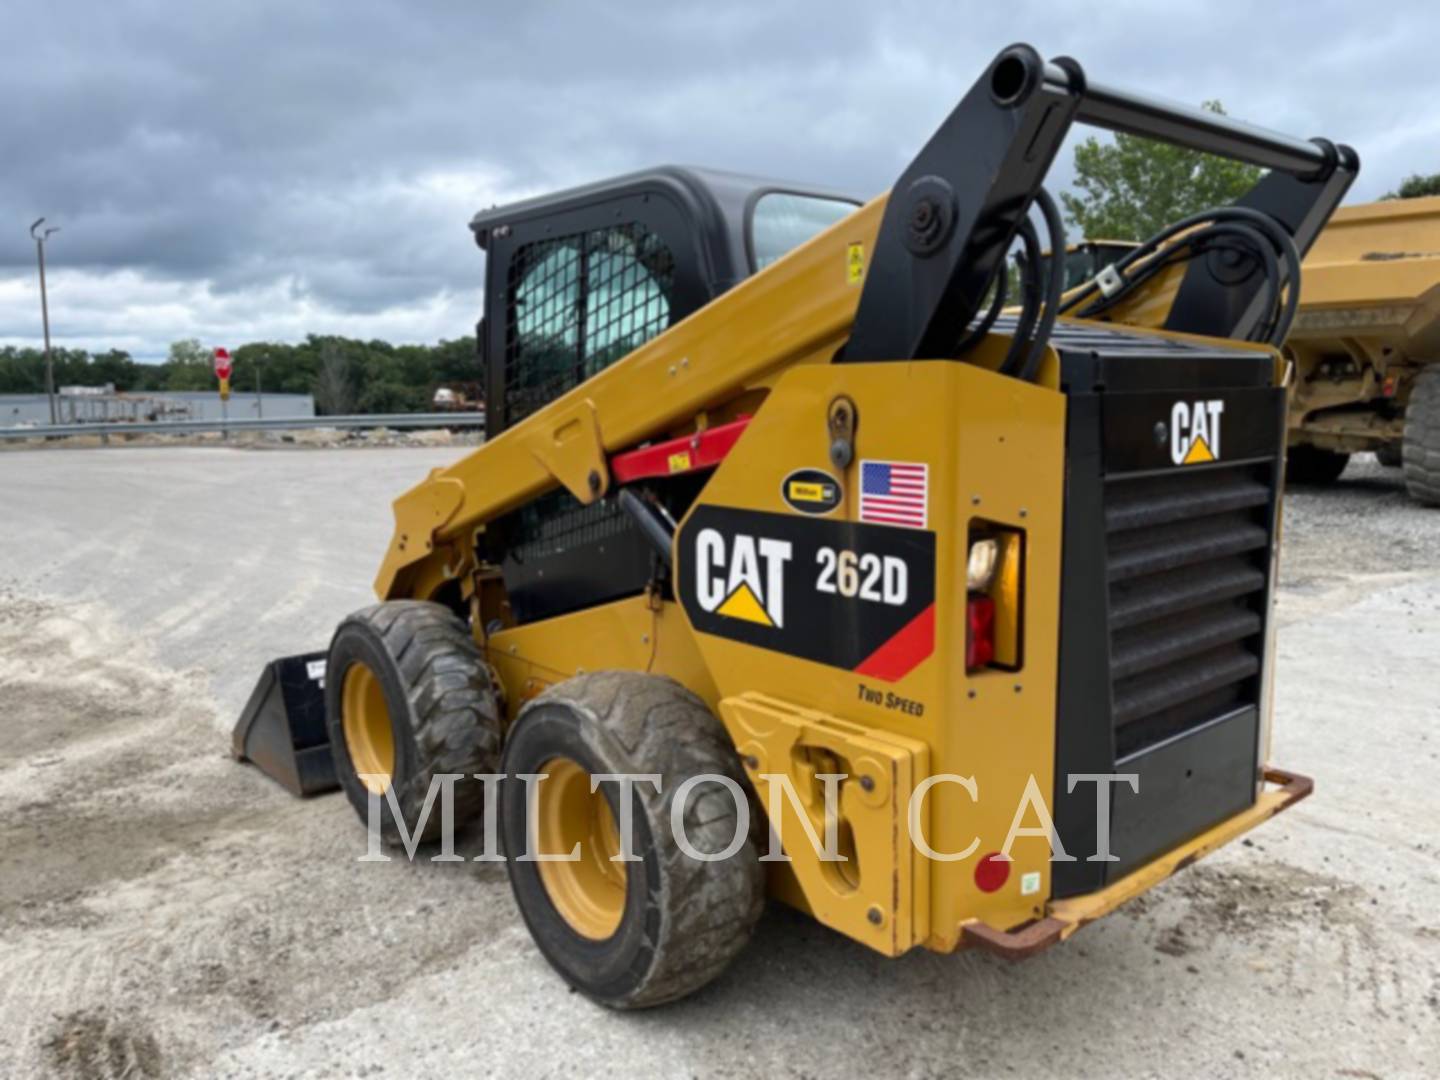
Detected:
left=470, top=166, right=860, bottom=435
left=470, top=167, right=859, bottom=622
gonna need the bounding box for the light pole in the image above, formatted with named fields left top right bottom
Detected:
left=30, top=218, right=60, bottom=424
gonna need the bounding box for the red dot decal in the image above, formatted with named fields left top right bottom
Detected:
left=974, top=852, right=1011, bottom=893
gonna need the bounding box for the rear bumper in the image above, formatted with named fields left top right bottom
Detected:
left=961, top=767, right=1312, bottom=960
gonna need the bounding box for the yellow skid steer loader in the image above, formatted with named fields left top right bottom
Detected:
left=234, top=44, right=1355, bottom=1008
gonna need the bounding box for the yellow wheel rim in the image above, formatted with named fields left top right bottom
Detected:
left=535, top=757, right=628, bottom=940
left=341, top=662, right=395, bottom=795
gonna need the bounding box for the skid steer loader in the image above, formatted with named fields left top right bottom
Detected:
left=234, top=44, right=1356, bottom=1007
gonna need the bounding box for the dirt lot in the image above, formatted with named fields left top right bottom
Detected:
left=1, top=447, right=1437, bottom=1079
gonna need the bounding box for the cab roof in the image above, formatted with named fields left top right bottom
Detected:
left=469, top=165, right=860, bottom=244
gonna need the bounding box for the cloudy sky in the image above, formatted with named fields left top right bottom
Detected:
left=2, top=1, right=1436, bottom=361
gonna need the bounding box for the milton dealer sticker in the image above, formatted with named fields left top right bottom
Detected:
left=781, top=468, right=842, bottom=516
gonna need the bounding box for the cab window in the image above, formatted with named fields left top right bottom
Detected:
left=750, top=193, right=858, bottom=271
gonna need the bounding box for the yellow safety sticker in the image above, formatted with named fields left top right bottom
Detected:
left=846, top=243, right=865, bottom=285
left=668, top=450, right=692, bottom=473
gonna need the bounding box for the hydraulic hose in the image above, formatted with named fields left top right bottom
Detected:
left=958, top=187, right=1067, bottom=384
left=998, top=218, right=1044, bottom=378
left=1060, top=204, right=1302, bottom=347
left=1019, top=188, right=1067, bottom=382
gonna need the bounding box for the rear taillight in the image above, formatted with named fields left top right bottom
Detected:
left=966, top=595, right=996, bottom=669
left=966, top=525, right=1023, bottom=673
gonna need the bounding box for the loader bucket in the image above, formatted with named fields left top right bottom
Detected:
left=231, top=652, right=339, bottom=797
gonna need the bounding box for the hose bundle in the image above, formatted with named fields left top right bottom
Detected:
left=1058, top=205, right=1302, bottom=348
left=958, top=198, right=1302, bottom=381
left=957, top=188, right=1067, bottom=384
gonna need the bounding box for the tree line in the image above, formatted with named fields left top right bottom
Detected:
left=0, top=335, right=482, bottom=414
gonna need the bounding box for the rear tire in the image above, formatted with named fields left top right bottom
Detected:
left=1376, top=441, right=1403, bottom=468
left=326, top=600, right=502, bottom=846
left=1285, top=444, right=1350, bottom=485
left=500, top=672, right=764, bottom=1009
left=1403, top=368, right=1440, bottom=505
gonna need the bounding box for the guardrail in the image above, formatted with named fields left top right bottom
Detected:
left=0, top=412, right=486, bottom=442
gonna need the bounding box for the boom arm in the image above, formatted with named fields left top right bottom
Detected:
left=843, top=44, right=1357, bottom=363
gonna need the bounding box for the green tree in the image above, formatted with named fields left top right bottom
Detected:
left=430, top=336, right=483, bottom=384
left=47, top=348, right=94, bottom=390
left=90, top=349, right=139, bottom=391
left=358, top=379, right=428, bottom=413
left=1061, top=102, right=1263, bottom=242
left=0, top=347, right=46, bottom=393
left=161, top=338, right=216, bottom=391
left=1383, top=173, right=1440, bottom=199
left=313, top=340, right=357, bottom=415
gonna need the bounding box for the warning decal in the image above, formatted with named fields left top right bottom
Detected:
left=846, top=243, right=865, bottom=285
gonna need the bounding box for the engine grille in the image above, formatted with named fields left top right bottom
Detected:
left=1050, top=353, right=1284, bottom=896
left=1104, top=463, right=1274, bottom=759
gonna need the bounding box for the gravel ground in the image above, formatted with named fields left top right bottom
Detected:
left=0, top=447, right=1437, bottom=1079
left=0, top=427, right=484, bottom=453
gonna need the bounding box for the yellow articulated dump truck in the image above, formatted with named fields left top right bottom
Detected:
left=234, top=44, right=1356, bottom=1008
left=1285, top=195, right=1440, bottom=502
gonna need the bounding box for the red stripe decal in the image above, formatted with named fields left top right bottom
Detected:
left=853, top=603, right=935, bottom=683
left=609, top=416, right=752, bottom=484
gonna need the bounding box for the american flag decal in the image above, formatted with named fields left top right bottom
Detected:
left=859, top=460, right=929, bottom=529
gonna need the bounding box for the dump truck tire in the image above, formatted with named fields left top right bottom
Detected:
left=1376, top=442, right=1403, bottom=468
left=1403, top=368, right=1440, bottom=505
left=500, top=671, right=764, bottom=1009
left=325, top=601, right=502, bottom=846
left=1286, top=444, right=1350, bottom=485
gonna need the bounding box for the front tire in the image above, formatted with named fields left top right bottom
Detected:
left=500, top=672, right=764, bottom=1009
left=325, top=601, right=502, bottom=846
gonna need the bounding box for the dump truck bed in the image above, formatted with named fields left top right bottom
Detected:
left=1283, top=196, right=1440, bottom=470
left=1291, top=195, right=1440, bottom=356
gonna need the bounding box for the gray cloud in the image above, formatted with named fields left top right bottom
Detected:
left=2, top=0, right=1437, bottom=359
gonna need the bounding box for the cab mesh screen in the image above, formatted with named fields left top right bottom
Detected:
left=503, top=223, right=676, bottom=427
